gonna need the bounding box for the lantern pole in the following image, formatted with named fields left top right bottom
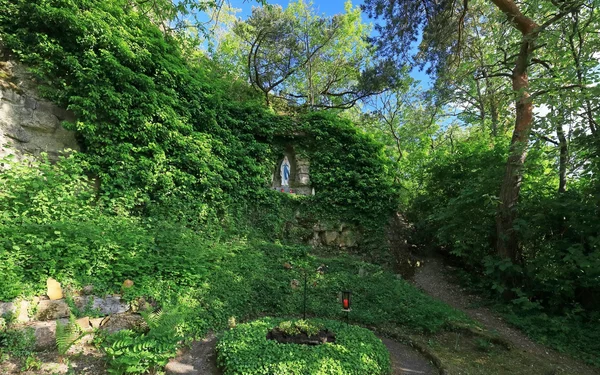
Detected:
left=341, top=290, right=351, bottom=326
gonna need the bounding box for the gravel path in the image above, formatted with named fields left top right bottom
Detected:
left=380, top=336, right=438, bottom=375
left=413, top=255, right=598, bottom=375
left=166, top=333, right=220, bottom=375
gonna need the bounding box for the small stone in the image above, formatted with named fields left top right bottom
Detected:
left=291, top=279, right=300, bottom=289
left=122, top=279, right=134, bottom=290
left=283, top=262, right=293, bottom=270
left=47, top=278, right=63, bottom=300
left=89, top=317, right=104, bottom=328
left=76, top=317, right=90, bottom=330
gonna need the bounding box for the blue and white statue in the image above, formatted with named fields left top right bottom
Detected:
left=280, top=156, right=290, bottom=186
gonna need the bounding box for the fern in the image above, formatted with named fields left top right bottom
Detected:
left=55, top=314, right=93, bottom=355
left=100, top=309, right=185, bottom=374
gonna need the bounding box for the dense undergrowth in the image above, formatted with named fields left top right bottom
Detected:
left=408, top=136, right=600, bottom=366
left=0, top=155, right=468, bottom=373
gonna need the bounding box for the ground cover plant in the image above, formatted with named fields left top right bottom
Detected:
left=217, top=318, right=391, bottom=375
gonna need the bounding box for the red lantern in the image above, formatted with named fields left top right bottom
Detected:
left=341, top=290, right=351, bottom=311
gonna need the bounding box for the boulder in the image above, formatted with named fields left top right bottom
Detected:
left=46, top=278, right=63, bottom=300
left=339, top=229, right=359, bottom=248
left=29, top=319, right=68, bottom=350
left=321, top=231, right=339, bottom=246
left=0, top=301, right=15, bottom=317
left=74, top=295, right=128, bottom=315
left=100, top=313, right=146, bottom=334
left=35, top=299, right=70, bottom=321
left=16, top=299, right=30, bottom=322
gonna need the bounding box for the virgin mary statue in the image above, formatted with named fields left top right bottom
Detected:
left=280, top=156, right=290, bottom=186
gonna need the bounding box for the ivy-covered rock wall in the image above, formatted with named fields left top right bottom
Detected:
left=0, top=0, right=400, bottom=252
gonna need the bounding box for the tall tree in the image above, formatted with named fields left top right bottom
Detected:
left=363, top=0, right=590, bottom=262
left=223, top=0, right=395, bottom=109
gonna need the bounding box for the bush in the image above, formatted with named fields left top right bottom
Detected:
left=217, top=318, right=391, bottom=375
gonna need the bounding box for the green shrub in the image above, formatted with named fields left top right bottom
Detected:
left=217, top=318, right=391, bottom=375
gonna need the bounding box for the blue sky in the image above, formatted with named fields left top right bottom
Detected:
left=226, top=0, right=432, bottom=88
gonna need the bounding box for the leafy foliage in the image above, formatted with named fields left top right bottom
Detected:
left=97, top=309, right=184, bottom=375
left=225, top=0, right=391, bottom=109
left=0, top=0, right=284, bottom=215
left=217, top=318, right=391, bottom=375
left=406, top=130, right=600, bottom=365
left=277, top=319, right=323, bottom=337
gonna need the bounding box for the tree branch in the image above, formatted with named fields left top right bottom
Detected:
left=531, top=84, right=584, bottom=99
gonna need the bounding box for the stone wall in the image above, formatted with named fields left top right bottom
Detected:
left=0, top=50, right=80, bottom=162
left=309, top=222, right=361, bottom=248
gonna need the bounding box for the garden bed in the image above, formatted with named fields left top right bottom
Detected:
left=217, top=318, right=391, bottom=375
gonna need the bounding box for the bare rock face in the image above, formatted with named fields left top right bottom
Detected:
left=0, top=53, right=80, bottom=162
left=388, top=212, right=418, bottom=279
left=321, top=231, right=339, bottom=246
left=339, top=229, right=358, bottom=248
left=46, top=278, right=63, bottom=300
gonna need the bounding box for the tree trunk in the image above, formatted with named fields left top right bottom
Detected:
left=491, top=0, right=538, bottom=261
left=495, top=62, right=533, bottom=261
left=490, top=94, right=499, bottom=137
left=557, top=120, right=568, bottom=194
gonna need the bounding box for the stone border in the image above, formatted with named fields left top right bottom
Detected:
left=0, top=295, right=129, bottom=323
